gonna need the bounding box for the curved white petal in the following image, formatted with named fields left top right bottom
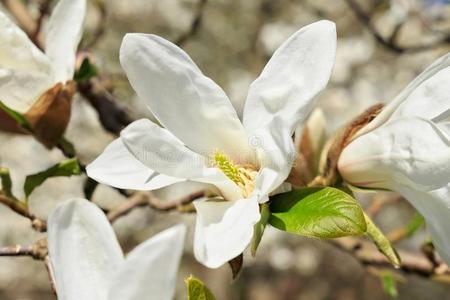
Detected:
left=107, top=225, right=186, bottom=300
left=397, top=185, right=450, bottom=265
left=45, top=0, right=86, bottom=82
left=0, top=11, right=52, bottom=112
left=193, top=197, right=260, bottom=268
left=339, top=117, right=450, bottom=191
left=86, top=138, right=184, bottom=190
left=120, top=33, right=252, bottom=162
left=121, top=119, right=208, bottom=179
left=389, top=67, right=450, bottom=121
left=252, top=117, right=297, bottom=202
left=354, top=53, right=450, bottom=139
left=48, top=198, right=124, bottom=300
left=243, top=20, right=336, bottom=136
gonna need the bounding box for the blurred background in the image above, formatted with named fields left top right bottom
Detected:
left=0, top=0, right=450, bottom=299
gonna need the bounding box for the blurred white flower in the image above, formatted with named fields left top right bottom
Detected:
left=48, top=198, right=186, bottom=300
left=0, top=0, right=85, bottom=113
left=87, top=20, right=336, bottom=268
left=338, top=53, right=450, bottom=263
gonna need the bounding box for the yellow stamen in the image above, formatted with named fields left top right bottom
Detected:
left=213, top=152, right=257, bottom=198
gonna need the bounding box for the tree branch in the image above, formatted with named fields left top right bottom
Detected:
left=0, top=193, right=47, bottom=232
left=344, top=0, right=450, bottom=53
left=78, top=80, right=132, bottom=135
left=330, top=236, right=449, bottom=278
left=0, top=238, right=48, bottom=260
left=175, top=0, right=207, bottom=46
left=107, top=190, right=206, bottom=223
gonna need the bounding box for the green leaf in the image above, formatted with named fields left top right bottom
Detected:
left=405, top=212, right=424, bottom=237
left=251, top=203, right=270, bottom=256
left=364, top=213, right=401, bottom=268
left=24, top=158, right=81, bottom=198
left=269, top=187, right=367, bottom=238
left=380, top=271, right=398, bottom=298
left=0, top=167, right=14, bottom=198
left=186, top=276, right=216, bottom=300
left=56, top=137, right=77, bottom=158
left=0, top=101, right=32, bottom=131
left=74, top=58, right=98, bottom=82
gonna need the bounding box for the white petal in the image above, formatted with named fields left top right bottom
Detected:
left=45, top=0, right=86, bottom=82
left=120, top=119, right=208, bottom=179
left=390, top=67, right=450, bottom=121
left=397, top=185, right=450, bottom=265
left=243, top=20, right=336, bottom=136
left=252, top=117, right=297, bottom=202
left=48, top=198, right=124, bottom=300
left=0, top=69, right=53, bottom=112
left=354, top=53, right=450, bottom=139
left=194, top=169, right=243, bottom=201
left=339, top=117, right=450, bottom=191
left=193, top=197, right=260, bottom=268
left=86, top=138, right=184, bottom=190
left=0, top=11, right=52, bottom=112
left=107, top=224, right=186, bottom=300
left=120, top=33, right=252, bottom=162
left=119, top=119, right=243, bottom=200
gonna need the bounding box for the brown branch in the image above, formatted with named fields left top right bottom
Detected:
left=78, top=80, right=132, bottom=135
left=0, top=0, right=36, bottom=37
left=0, top=193, right=47, bottom=232
left=31, top=0, right=51, bottom=47
left=344, top=0, right=450, bottom=53
left=107, top=192, right=149, bottom=222
left=175, top=0, right=207, bottom=46
left=82, top=0, right=108, bottom=49
left=330, top=237, right=449, bottom=278
left=44, top=255, right=57, bottom=296
left=107, top=190, right=206, bottom=223
left=0, top=238, right=48, bottom=260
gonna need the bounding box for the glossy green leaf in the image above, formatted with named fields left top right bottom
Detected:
left=74, top=58, right=98, bottom=82
left=24, top=158, right=81, bottom=198
left=186, top=276, right=216, bottom=300
left=269, top=187, right=367, bottom=238
left=364, top=213, right=401, bottom=268
left=251, top=203, right=270, bottom=256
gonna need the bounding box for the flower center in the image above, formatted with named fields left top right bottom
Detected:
left=213, top=152, right=257, bottom=198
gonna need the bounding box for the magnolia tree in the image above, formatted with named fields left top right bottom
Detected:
left=0, top=0, right=449, bottom=299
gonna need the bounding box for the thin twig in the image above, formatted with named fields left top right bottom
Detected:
left=107, top=190, right=206, bottom=223
left=0, top=239, right=48, bottom=260
left=82, top=0, right=108, bottom=49
left=344, top=0, right=450, bottom=53
left=175, top=0, right=207, bottom=46
left=31, top=0, right=51, bottom=47
left=44, top=256, right=57, bottom=296
left=0, top=193, right=47, bottom=232
left=329, top=237, right=449, bottom=278
left=107, top=192, right=149, bottom=222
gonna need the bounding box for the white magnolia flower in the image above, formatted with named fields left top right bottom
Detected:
left=0, top=0, right=85, bottom=113
left=87, top=20, right=336, bottom=268
left=338, top=53, right=450, bottom=263
left=48, top=198, right=186, bottom=300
